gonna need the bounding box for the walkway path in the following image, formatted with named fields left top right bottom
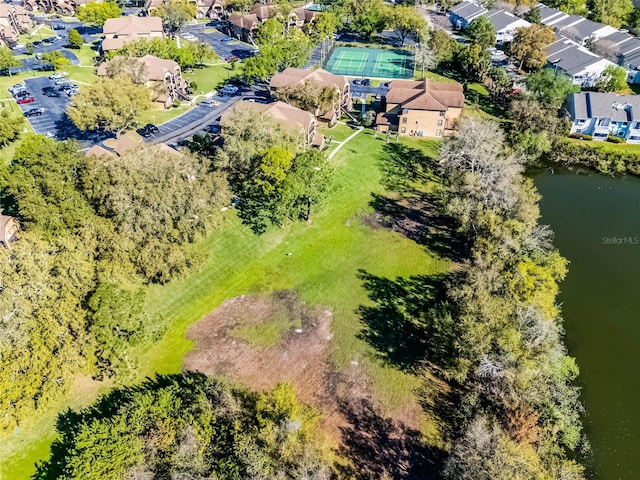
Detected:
left=328, top=126, right=363, bottom=160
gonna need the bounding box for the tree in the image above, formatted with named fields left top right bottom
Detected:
left=524, top=6, right=541, bottom=23
left=68, top=28, right=84, bottom=49
left=457, top=43, right=491, bottom=81
left=509, top=24, right=555, bottom=71
left=82, top=144, right=229, bottom=283
left=275, top=79, right=339, bottom=116
left=589, top=0, right=633, bottom=27
left=0, top=109, right=24, bottom=147
left=104, top=55, right=149, bottom=83
left=67, top=77, right=152, bottom=136
left=308, top=11, right=341, bottom=43
left=41, top=51, right=71, bottom=71
left=152, top=0, right=197, bottom=36
left=225, top=0, right=253, bottom=12
left=192, top=41, right=215, bottom=66
left=596, top=64, right=628, bottom=92
left=427, top=28, right=459, bottom=66
left=387, top=5, right=427, bottom=45
left=467, top=16, right=496, bottom=50
left=0, top=45, right=21, bottom=76
left=546, top=0, right=586, bottom=14
left=350, top=0, right=389, bottom=39
left=76, top=1, right=122, bottom=26
left=524, top=67, right=579, bottom=110
left=415, top=42, right=436, bottom=78
left=35, top=374, right=330, bottom=480
left=484, top=66, right=513, bottom=107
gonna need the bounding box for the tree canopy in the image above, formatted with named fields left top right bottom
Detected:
left=35, top=375, right=330, bottom=480
left=0, top=45, right=21, bottom=75
left=387, top=5, right=427, bottom=45
left=152, top=0, right=197, bottom=35
left=509, top=24, right=556, bottom=71
left=349, top=0, right=389, bottom=39
left=76, top=1, right=121, bottom=26
left=596, top=64, right=628, bottom=92
left=524, top=67, right=579, bottom=110
left=589, top=0, right=634, bottom=27
left=467, top=16, right=496, bottom=50
left=67, top=29, right=84, bottom=49
left=0, top=108, right=25, bottom=147
left=67, top=77, right=152, bottom=136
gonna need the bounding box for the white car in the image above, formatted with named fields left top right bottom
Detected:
left=182, top=33, right=198, bottom=41
left=49, top=72, right=66, bottom=80
left=198, top=99, right=220, bottom=108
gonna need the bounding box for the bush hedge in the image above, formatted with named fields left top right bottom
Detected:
left=548, top=139, right=640, bottom=175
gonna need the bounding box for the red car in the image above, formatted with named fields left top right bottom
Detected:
left=16, top=97, right=35, bottom=104
left=225, top=55, right=239, bottom=62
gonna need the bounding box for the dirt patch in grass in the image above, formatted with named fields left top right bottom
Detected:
left=184, top=291, right=440, bottom=473
left=184, top=291, right=335, bottom=407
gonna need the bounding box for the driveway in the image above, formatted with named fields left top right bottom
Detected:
left=19, top=76, right=108, bottom=147
left=183, top=24, right=258, bottom=60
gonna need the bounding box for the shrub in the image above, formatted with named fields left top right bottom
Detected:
left=607, top=134, right=625, bottom=143
left=550, top=139, right=640, bottom=175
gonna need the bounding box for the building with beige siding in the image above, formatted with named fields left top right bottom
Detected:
left=376, top=79, right=464, bottom=138
left=101, top=16, right=164, bottom=52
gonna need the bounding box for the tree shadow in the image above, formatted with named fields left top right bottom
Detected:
left=356, top=270, right=453, bottom=374
left=378, top=142, right=439, bottom=195
left=336, top=397, right=445, bottom=480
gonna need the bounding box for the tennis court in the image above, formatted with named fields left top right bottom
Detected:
left=324, top=47, right=414, bottom=79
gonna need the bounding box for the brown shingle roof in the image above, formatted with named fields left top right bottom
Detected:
left=250, top=3, right=276, bottom=19
left=97, top=54, right=179, bottom=81
left=386, top=78, right=464, bottom=111
left=86, top=144, right=114, bottom=157
left=103, top=16, right=163, bottom=36
left=221, top=101, right=315, bottom=132
left=270, top=67, right=348, bottom=91
left=228, top=12, right=259, bottom=30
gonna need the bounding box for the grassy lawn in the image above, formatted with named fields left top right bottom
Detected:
left=0, top=130, right=448, bottom=478
left=320, top=122, right=358, bottom=142
left=66, top=65, right=97, bottom=85
left=566, top=137, right=640, bottom=154
left=183, top=63, right=236, bottom=95
left=137, top=103, right=192, bottom=126
left=19, top=25, right=56, bottom=44
left=72, top=42, right=100, bottom=67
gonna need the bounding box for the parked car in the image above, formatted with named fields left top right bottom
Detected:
left=53, top=24, right=66, bottom=30
left=9, top=83, right=25, bottom=92
left=182, top=33, right=198, bottom=41
left=199, top=99, right=220, bottom=108
left=221, top=36, right=233, bottom=42
left=144, top=123, right=159, bottom=134
left=24, top=108, right=44, bottom=117
left=17, top=97, right=35, bottom=104
left=42, top=37, right=56, bottom=44
left=14, top=90, right=32, bottom=98
left=361, top=78, right=371, bottom=86
left=66, top=88, right=79, bottom=96
left=49, top=72, right=65, bottom=80
left=352, top=79, right=361, bottom=85
left=46, top=90, right=61, bottom=97
left=205, top=124, right=220, bottom=134
left=225, top=55, right=239, bottom=62
left=32, top=40, right=42, bottom=46
left=138, top=126, right=153, bottom=137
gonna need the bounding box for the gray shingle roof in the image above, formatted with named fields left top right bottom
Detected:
left=560, top=18, right=608, bottom=39
left=537, top=4, right=567, bottom=23
left=546, top=37, right=577, bottom=57
left=484, top=9, right=521, bottom=32
left=449, top=1, right=486, bottom=20
left=570, top=92, right=640, bottom=121
left=618, top=38, right=640, bottom=57
left=596, top=30, right=632, bottom=46
left=547, top=43, right=603, bottom=75
left=551, top=15, right=583, bottom=30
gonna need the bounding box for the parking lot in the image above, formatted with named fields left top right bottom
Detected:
left=183, top=24, right=258, bottom=60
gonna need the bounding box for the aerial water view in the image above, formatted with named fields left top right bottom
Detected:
left=1, top=0, right=639, bottom=477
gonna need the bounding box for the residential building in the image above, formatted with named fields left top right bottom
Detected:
left=269, top=67, right=352, bottom=126
left=567, top=91, right=640, bottom=143
left=228, top=12, right=261, bottom=42
left=97, top=54, right=190, bottom=106
left=448, top=0, right=487, bottom=29
left=144, top=0, right=224, bottom=19
left=482, top=8, right=530, bottom=44
left=228, top=3, right=317, bottom=41
left=220, top=100, right=325, bottom=148
left=537, top=3, right=617, bottom=43
left=546, top=36, right=616, bottom=86
left=375, top=78, right=464, bottom=137
left=0, top=213, right=19, bottom=248
left=101, top=16, right=164, bottom=52
left=22, top=0, right=90, bottom=15
left=87, top=137, right=180, bottom=156
left=0, top=4, right=33, bottom=45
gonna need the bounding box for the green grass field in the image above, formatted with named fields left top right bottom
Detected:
left=0, top=131, right=448, bottom=478
left=566, top=137, right=640, bottom=153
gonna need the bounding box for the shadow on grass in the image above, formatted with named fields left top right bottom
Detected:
left=337, top=397, right=446, bottom=480
left=377, top=142, right=439, bottom=195
left=356, top=270, right=453, bottom=374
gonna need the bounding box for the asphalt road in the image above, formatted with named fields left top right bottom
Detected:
left=183, top=24, right=257, bottom=60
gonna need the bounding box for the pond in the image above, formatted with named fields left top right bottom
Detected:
left=534, top=167, right=640, bottom=480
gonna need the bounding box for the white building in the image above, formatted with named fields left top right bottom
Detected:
left=567, top=92, right=640, bottom=143
left=546, top=36, right=617, bottom=87
left=448, top=0, right=487, bottom=29
left=536, top=3, right=617, bottom=44
left=483, top=8, right=530, bottom=44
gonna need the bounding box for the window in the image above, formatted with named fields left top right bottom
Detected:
left=417, top=130, right=424, bottom=136
left=437, top=120, right=443, bottom=126
left=575, top=119, right=585, bottom=125
left=436, top=129, right=442, bottom=136
left=634, top=122, right=640, bottom=129
left=401, top=127, right=406, bottom=133
left=439, top=111, right=445, bottom=116
left=402, top=117, right=407, bottom=124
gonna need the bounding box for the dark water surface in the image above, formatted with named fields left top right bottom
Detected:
left=534, top=168, right=640, bottom=480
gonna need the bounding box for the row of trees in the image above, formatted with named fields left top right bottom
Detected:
left=110, top=37, right=216, bottom=68
left=0, top=136, right=230, bottom=428
left=35, top=375, right=331, bottom=480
